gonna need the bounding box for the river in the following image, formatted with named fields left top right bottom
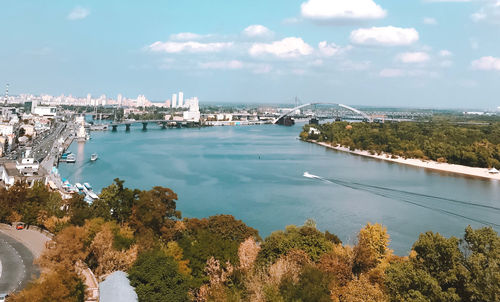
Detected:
left=58, top=123, right=500, bottom=254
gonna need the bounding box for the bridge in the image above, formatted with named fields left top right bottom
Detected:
left=273, top=103, right=372, bottom=124
left=109, top=119, right=194, bottom=131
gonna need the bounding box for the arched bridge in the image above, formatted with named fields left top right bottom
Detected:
left=273, top=103, right=372, bottom=124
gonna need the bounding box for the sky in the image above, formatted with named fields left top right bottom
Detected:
left=0, top=0, right=500, bottom=108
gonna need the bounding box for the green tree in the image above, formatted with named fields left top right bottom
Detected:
left=128, top=249, right=190, bottom=302
left=257, top=222, right=334, bottom=265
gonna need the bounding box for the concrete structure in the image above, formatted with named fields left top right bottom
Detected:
left=172, top=93, right=177, bottom=108
left=32, top=104, right=57, bottom=117
left=178, top=91, right=184, bottom=108
left=99, top=271, right=138, bottom=302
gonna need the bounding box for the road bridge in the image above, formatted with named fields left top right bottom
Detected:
left=109, top=120, right=194, bottom=131
left=273, top=103, right=372, bottom=124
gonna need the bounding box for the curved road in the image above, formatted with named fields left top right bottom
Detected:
left=0, top=232, right=38, bottom=295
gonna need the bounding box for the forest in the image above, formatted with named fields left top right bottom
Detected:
left=0, top=180, right=498, bottom=302
left=300, top=121, right=500, bottom=169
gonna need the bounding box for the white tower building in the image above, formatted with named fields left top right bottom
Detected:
left=178, top=91, right=184, bottom=108
left=172, top=93, right=177, bottom=108
left=117, top=94, right=123, bottom=107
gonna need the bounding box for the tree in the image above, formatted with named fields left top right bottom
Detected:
left=8, top=270, right=85, bottom=302
left=257, top=222, right=334, bottom=265
left=88, top=223, right=138, bottom=278
left=279, top=265, right=331, bottom=302
left=128, top=249, right=190, bottom=302
left=130, top=186, right=180, bottom=236
left=353, top=223, right=391, bottom=274
left=460, top=226, right=500, bottom=302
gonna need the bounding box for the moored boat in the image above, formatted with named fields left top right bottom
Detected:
left=75, top=183, right=84, bottom=192
left=66, top=154, right=76, bottom=163
left=90, top=153, right=98, bottom=161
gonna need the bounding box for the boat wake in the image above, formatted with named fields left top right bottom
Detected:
left=303, top=172, right=500, bottom=228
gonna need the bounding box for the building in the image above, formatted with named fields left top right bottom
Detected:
left=172, top=93, right=177, bottom=108
left=16, top=148, right=39, bottom=176
left=178, top=91, right=184, bottom=108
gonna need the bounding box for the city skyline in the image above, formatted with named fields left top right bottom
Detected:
left=1, top=1, right=500, bottom=108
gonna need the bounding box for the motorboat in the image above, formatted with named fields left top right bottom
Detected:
left=90, top=153, right=98, bottom=161
left=66, top=154, right=76, bottom=163
left=84, top=182, right=92, bottom=190
left=75, top=183, right=84, bottom=192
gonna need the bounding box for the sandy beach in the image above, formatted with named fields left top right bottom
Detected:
left=313, top=141, right=500, bottom=181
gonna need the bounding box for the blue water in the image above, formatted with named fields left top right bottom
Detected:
left=58, top=123, right=500, bottom=254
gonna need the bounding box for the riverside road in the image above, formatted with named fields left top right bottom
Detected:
left=0, top=232, right=37, bottom=295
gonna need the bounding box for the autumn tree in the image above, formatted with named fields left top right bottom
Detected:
left=8, top=270, right=85, bottom=302
left=353, top=223, right=391, bottom=274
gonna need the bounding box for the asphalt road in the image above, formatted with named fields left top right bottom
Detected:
left=0, top=232, right=38, bottom=295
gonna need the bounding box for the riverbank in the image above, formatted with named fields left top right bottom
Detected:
left=312, top=141, right=500, bottom=181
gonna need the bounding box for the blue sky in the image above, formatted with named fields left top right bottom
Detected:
left=1, top=0, right=499, bottom=108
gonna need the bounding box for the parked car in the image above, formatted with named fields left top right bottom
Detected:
left=0, top=293, right=8, bottom=302
left=16, top=223, right=24, bottom=230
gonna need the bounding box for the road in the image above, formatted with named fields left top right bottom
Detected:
left=0, top=232, right=38, bottom=295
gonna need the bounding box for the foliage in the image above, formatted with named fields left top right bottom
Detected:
left=257, top=222, right=334, bottom=265
left=8, top=270, right=85, bottom=302
left=128, top=249, right=190, bottom=302
left=385, top=226, right=500, bottom=302
left=302, top=121, right=500, bottom=168
left=178, top=215, right=259, bottom=283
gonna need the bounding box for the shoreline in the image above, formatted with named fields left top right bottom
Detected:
left=311, top=140, right=500, bottom=181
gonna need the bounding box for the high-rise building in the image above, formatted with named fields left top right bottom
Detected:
left=86, top=94, right=91, bottom=106
left=117, top=94, right=123, bottom=107
left=172, top=93, right=177, bottom=108
left=178, top=91, right=184, bottom=108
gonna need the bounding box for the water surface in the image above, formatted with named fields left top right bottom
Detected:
left=58, top=123, right=500, bottom=254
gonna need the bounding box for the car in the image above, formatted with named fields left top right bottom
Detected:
left=15, top=224, right=24, bottom=230
left=0, top=293, right=7, bottom=302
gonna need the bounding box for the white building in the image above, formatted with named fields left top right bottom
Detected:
left=0, top=124, right=14, bottom=136
left=16, top=148, right=39, bottom=176
left=184, top=97, right=199, bottom=111
left=32, top=106, right=57, bottom=117
left=172, top=93, right=177, bottom=108
left=178, top=91, right=184, bottom=108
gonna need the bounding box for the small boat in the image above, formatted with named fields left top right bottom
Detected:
left=303, top=172, right=320, bottom=179
left=86, top=191, right=99, bottom=200
left=90, top=153, right=98, bottom=161
left=75, top=183, right=84, bottom=191
left=84, top=182, right=92, bottom=190
left=84, top=195, right=95, bottom=204
left=66, top=154, right=76, bottom=163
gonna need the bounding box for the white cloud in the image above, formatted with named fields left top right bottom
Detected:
left=148, top=41, right=233, bottom=53
left=423, top=17, right=438, bottom=25
left=396, top=52, right=430, bottom=63
left=243, top=25, right=273, bottom=38
left=318, top=41, right=351, bottom=56
left=471, top=56, right=500, bottom=71
left=249, top=37, right=314, bottom=58
left=199, top=60, right=244, bottom=70
left=301, top=0, right=387, bottom=21
left=169, top=33, right=210, bottom=41
left=439, top=50, right=453, bottom=57
left=379, top=68, right=439, bottom=78
left=350, top=26, right=419, bottom=46
left=67, top=6, right=90, bottom=20
left=379, top=68, right=405, bottom=77
left=470, top=1, right=500, bottom=24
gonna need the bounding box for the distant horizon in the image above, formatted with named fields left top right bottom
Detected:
left=6, top=90, right=498, bottom=112
left=1, top=1, right=500, bottom=108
